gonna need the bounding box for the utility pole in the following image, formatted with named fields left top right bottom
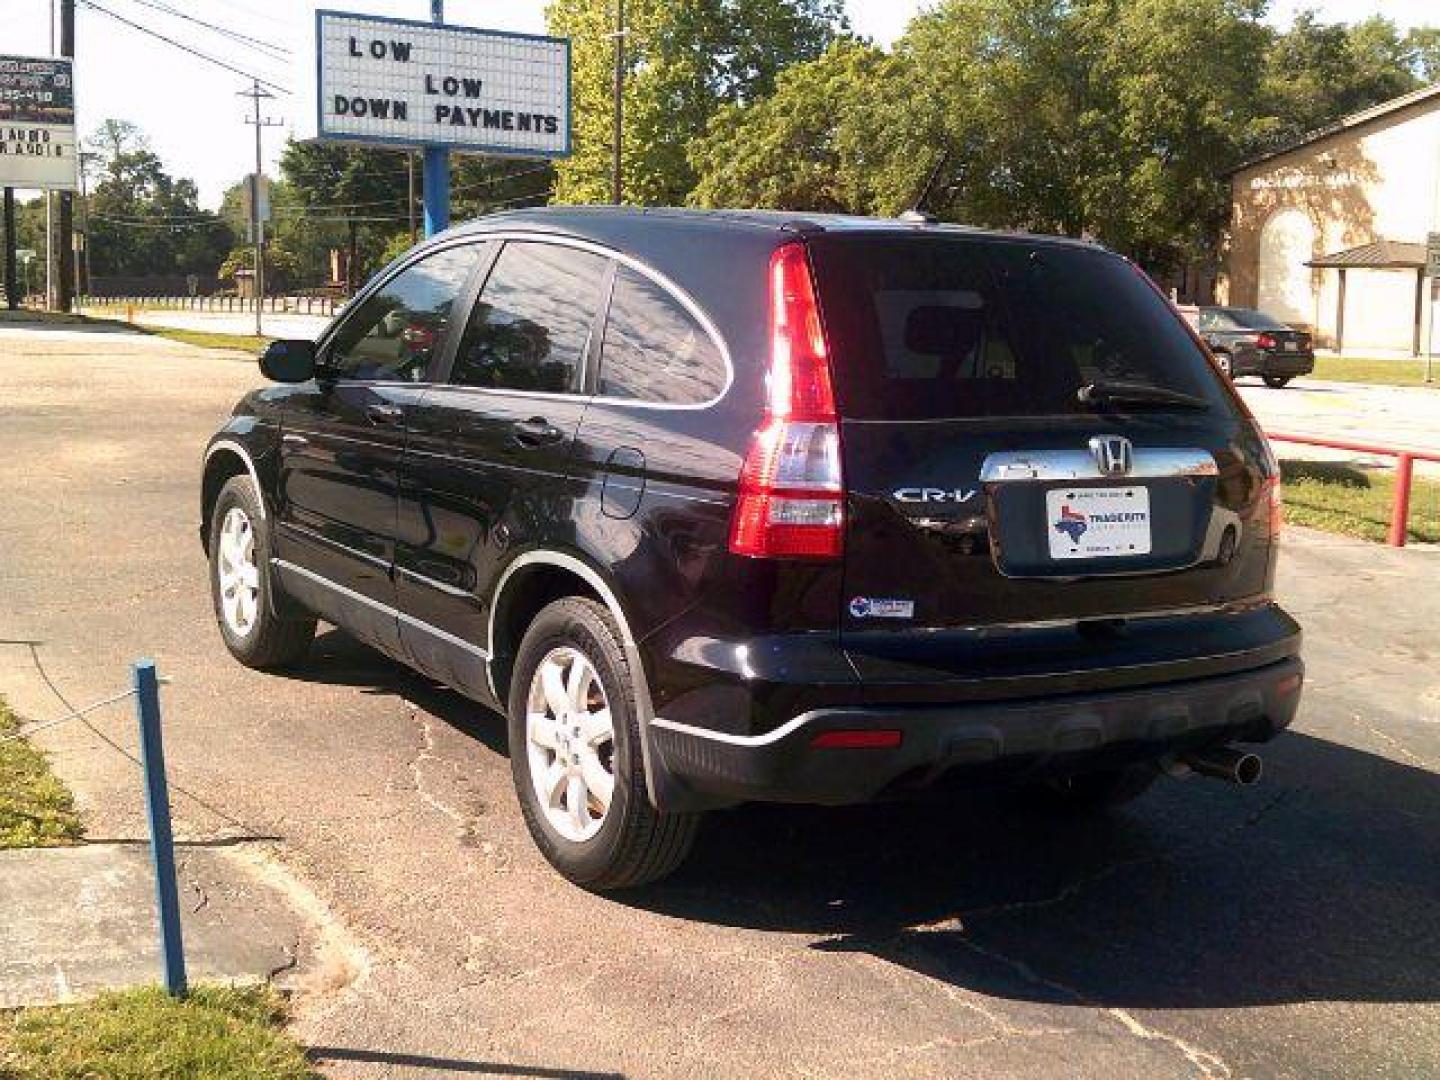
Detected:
left=407, top=151, right=417, bottom=243
left=423, top=1, right=449, bottom=236
left=3, top=188, right=17, bottom=309
left=611, top=0, right=625, bottom=205
left=57, top=0, right=75, bottom=311
left=239, top=80, right=281, bottom=336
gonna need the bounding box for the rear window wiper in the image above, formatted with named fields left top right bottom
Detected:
left=1077, top=380, right=1208, bottom=411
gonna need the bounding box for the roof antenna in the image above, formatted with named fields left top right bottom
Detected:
left=901, top=142, right=951, bottom=224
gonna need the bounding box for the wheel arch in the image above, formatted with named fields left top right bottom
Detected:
left=201, top=440, right=266, bottom=552
left=487, top=550, right=672, bottom=810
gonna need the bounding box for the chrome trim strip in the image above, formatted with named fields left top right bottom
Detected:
left=272, top=559, right=489, bottom=660
left=650, top=714, right=811, bottom=747
left=980, top=447, right=1217, bottom=483
left=204, top=440, right=266, bottom=519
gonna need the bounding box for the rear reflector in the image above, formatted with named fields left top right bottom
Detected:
left=729, top=243, right=844, bottom=560
left=1276, top=673, right=1303, bottom=697
left=810, top=729, right=903, bottom=750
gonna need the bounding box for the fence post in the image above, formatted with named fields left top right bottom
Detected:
left=133, top=659, right=187, bottom=997
left=1389, top=454, right=1414, bottom=548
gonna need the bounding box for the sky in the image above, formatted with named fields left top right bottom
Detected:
left=4, top=0, right=1436, bottom=208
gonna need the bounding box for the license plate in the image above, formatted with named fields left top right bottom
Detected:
left=1046, top=486, right=1152, bottom=559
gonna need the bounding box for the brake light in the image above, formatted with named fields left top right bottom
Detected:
left=1256, top=333, right=1277, bottom=351
left=729, top=244, right=844, bottom=559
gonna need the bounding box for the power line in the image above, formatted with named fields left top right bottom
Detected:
left=117, top=0, right=292, bottom=60
left=77, top=0, right=290, bottom=95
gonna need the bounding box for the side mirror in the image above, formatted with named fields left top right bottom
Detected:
left=259, top=339, right=316, bottom=383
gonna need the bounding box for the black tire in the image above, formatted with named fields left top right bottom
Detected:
left=1214, top=351, right=1234, bottom=378
left=208, top=475, right=315, bottom=670
left=1263, top=374, right=1291, bottom=389
left=508, top=597, right=699, bottom=890
left=1030, top=764, right=1159, bottom=812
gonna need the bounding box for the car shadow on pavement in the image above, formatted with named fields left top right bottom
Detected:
left=627, top=729, right=1440, bottom=1011
left=275, top=631, right=1440, bottom=1011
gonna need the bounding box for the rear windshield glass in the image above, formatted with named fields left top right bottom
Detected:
left=810, top=236, right=1228, bottom=420
left=1206, top=307, right=1287, bottom=331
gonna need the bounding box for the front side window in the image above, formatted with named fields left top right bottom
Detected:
left=599, top=265, right=727, bottom=404
left=326, top=245, right=484, bottom=381
left=450, top=241, right=610, bottom=393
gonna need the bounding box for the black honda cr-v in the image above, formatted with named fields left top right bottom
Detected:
left=202, top=208, right=1303, bottom=889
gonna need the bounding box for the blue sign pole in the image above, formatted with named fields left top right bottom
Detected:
left=423, top=0, right=449, bottom=236
left=134, top=659, right=187, bottom=997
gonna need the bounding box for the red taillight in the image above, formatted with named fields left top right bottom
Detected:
left=729, top=244, right=844, bottom=560
left=1256, top=333, right=1277, bottom=351
left=811, top=729, right=903, bottom=750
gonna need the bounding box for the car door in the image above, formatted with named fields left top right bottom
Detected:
left=274, top=243, right=485, bottom=655
left=395, top=238, right=612, bottom=699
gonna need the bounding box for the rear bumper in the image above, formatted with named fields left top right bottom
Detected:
left=1242, top=352, right=1314, bottom=378
left=650, top=656, right=1303, bottom=806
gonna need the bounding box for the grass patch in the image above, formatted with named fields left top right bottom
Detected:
left=0, top=699, right=83, bottom=849
left=134, top=326, right=272, bottom=354
left=1281, top=460, right=1440, bottom=544
left=0, top=985, right=316, bottom=1080
left=1310, top=356, right=1439, bottom=388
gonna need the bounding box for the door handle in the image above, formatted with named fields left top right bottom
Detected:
left=511, top=416, right=565, bottom=447
left=366, top=403, right=404, bottom=426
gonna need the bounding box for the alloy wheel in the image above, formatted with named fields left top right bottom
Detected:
left=525, top=646, right=616, bottom=843
left=216, top=506, right=260, bottom=638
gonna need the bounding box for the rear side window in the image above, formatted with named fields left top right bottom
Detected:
left=451, top=241, right=610, bottom=393
left=810, top=236, right=1227, bottom=420
left=599, top=265, right=727, bottom=404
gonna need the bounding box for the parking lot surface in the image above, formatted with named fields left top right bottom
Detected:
left=3, top=323, right=1438, bottom=1078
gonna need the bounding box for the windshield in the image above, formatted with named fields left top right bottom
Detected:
left=809, top=235, right=1230, bottom=421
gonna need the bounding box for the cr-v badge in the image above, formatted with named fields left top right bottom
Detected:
left=893, top=487, right=978, bottom=504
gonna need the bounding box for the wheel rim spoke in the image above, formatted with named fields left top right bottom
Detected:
left=525, top=644, right=616, bottom=843
left=216, top=507, right=259, bottom=639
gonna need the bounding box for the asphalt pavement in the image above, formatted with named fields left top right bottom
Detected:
left=2, top=321, right=1438, bottom=1079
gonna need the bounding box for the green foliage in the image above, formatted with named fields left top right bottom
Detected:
left=217, top=245, right=303, bottom=292
left=686, top=1, right=1438, bottom=277
left=0, top=985, right=315, bottom=1080
left=83, top=120, right=233, bottom=280
left=0, top=698, right=83, bottom=849
left=545, top=0, right=848, bottom=205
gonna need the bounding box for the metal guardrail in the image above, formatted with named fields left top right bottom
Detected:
left=1267, top=430, right=1440, bottom=547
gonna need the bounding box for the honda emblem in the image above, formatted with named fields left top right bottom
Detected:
left=1089, top=435, right=1133, bottom=477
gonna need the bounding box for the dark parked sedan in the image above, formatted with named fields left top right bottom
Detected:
left=1197, top=306, right=1314, bottom=388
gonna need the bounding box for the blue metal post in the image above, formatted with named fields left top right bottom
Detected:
left=134, top=659, right=187, bottom=997
left=423, top=0, right=449, bottom=237
left=423, top=146, right=449, bottom=237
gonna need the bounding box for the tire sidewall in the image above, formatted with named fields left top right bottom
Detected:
left=508, top=599, right=644, bottom=885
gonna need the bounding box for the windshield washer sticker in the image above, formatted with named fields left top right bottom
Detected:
left=849, top=596, right=915, bottom=619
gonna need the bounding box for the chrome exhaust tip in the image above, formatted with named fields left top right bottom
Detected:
left=1181, top=746, right=1263, bottom=786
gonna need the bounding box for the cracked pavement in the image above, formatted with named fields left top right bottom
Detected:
left=2, top=323, right=1438, bottom=1078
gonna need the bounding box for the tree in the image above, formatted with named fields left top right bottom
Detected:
left=279, top=140, right=411, bottom=290
left=82, top=120, right=232, bottom=280
left=689, top=41, right=923, bottom=214
left=1256, top=14, right=1422, bottom=147
left=545, top=0, right=848, bottom=205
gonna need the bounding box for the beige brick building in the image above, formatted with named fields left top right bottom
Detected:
left=1223, top=84, right=1440, bottom=357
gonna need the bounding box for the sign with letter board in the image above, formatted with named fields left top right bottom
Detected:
left=0, top=55, right=78, bottom=191
left=304, top=10, right=570, bottom=158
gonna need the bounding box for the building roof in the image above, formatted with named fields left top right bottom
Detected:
left=1228, top=82, right=1440, bottom=176
left=1306, top=240, right=1427, bottom=270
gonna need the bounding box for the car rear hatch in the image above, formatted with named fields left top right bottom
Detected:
left=806, top=232, right=1282, bottom=701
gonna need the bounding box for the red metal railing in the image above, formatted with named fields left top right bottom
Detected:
left=1266, top=431, right=1440, bottom=547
